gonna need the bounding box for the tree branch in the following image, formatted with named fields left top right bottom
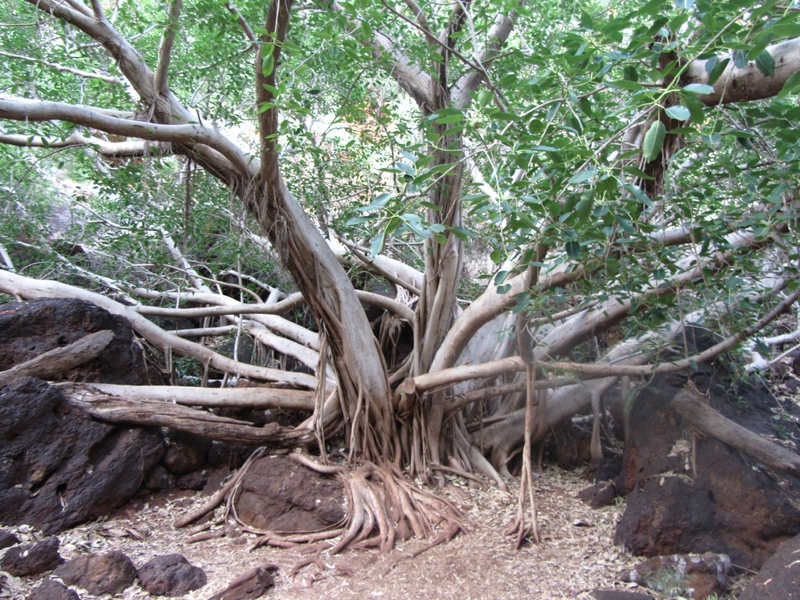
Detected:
left=0, top=50, right=125, bottom=85
left=686, top=36, right=800, bottom=105
left=0, top=129, right=164, bottom=156
left=155, top=0, right=183, bottom=98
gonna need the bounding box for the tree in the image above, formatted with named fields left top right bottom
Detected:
left=2, top=0, right=800, bottom=549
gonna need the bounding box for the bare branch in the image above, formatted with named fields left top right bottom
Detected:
left=0, top=129, right=164, bottom=156
left=225, top=1, right=258, bottom=48
left=0, top=50, right=125, bottom=85
left=155, top=0, right=183, bottom=98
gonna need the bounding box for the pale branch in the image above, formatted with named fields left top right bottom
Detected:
left=154, top=0, right=183, bottom=98
left=0, top=244, right=15, bottom=272
left=0, top=50, right=126, bottom=85
left=64, top=388, right=314, bottom=446
left=171, top=325, right=236, bottom=337
left=686, top=36, right=800, bottom=105
left=0, top=270, right=317, bottom=389
left=0, top=330, right=114, bottom=387
left=329, top=0, right=434, bottom=109
left=672, top=389, right=800, bottom=478
left=330, top=232, right=424, bottom=292
left=0, top=129, right=162, bottom=156
left=56, top=382, right=316, bottom=411
left=131, top=289, right=320, bottom=350
left=0, top=97, right=251, bottom=175
left=65, top=0, right=93, bottom=18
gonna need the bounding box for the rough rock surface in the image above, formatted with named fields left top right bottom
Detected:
left=1, top=536, right=63, bottom=577
left=53, top=551, right=136, bottom=596
left=137, top=554, right=207, bottom=596
left=208, top=566, right=277, bottom=600
left=620, top=553, right=732, bottom=599
left=739, top=533, right=800, bottom=600
left=0, top=529, right=19, bottom=550
left=27, top=579, right=80, bottom=600
left=163, top=429, right=212, bottom=475
left=614, top=352, right=800, bottom=569
left=0, top=377, right=165, bottom=534
left=0, top=298, right=162, bottom=385
left=235, top=455, right=345, bottom=532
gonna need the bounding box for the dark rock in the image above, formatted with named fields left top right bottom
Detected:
left=26, top=579, right=80, bottom=600
left=739, top=533, right=800, bottom=600
left=144, top=464, right=175, bottom=492
left=235, top=455, right=345, bottom=533
left=545, top=420, right=592, bottom=470
left=578, top=481, right=617, bottom=509
left=592, top=591, right=654, bottom=600
left=137, top=554, right=207, bottom=596
left=176, top=470, right=209, bottom=491
left=208, top=566, right=277, bottom=600
left=208, top=441, right=251, bottom=470
left=163, top=429, right=212, bottom=475
left=0, top=378, right=165, bottom=534
left=203, top=467, right=231, bottom=496
left=614, top=366, right=800, bottom=569
left=583, top=457, right=622, bottom=483
left=1, top=536, right=63, bottom=577
left=0, top=529, right=19, bottom=549
left=0, top=298, right=164, bottom=385
left=53, top=551, right=136, bottom=596
left=620, top=553, right=732, bottom=599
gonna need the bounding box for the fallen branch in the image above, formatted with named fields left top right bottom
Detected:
left=55, top=382, right=316, bottom=411
left=672, top=389, right=800, bottom=479
left=0, top=330, right=114, bottom=387
left=63, top=387, right=314, bottom=446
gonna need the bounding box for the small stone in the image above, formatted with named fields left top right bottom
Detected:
left=0, top=529, right=20, bottom=550
left=208, top=566, right=277, bottom=600
left=144, top=464, right=174, bottom=492
left=26, top=579, right=79, bottom=600
left=739, top=533, right=800, bottom=600
left=176, top=470, right=209, bottom=491
left=54, top=550, right=136, bottom=596
left=1, top=536, right=63, bottom=577
left=137, top=554, right=207, bottom=596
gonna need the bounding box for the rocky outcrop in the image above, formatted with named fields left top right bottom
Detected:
left=739, top=533, right=800, bottom=600
left=235, top=455, right=345, bottom=533
left=53, top=551, right=136, bottom=596
left=0, top=298, right=163, bottom=385
left=0, top=378, right=165, bottom=534
left=614, top=366, right=800, bottom=569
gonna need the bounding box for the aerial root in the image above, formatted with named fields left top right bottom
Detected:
left=288, top=453, right=467, bottom=554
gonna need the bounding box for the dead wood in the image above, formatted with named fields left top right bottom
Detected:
left=63, top=387, right=313, bottom=447
left=672, top=389, right=800, bottom=479
left=0, top=329, right=114, bottom=387
left=55, top=382, right=316, bottom=411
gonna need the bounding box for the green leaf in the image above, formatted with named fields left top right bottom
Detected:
left=436, top=113, right=465, bottom=124
left=490, top=249, right=502, bottom=263
left=358, top=193, right=392, bottom=212
left=756, top=50, right=775, bottom=77
left=683, top=83, right=714, bottom=95
left=565, top=241, right=582, bottom=259
left=707, top=57, right=730, bottom=85
left=369, top=232, right=385, bottom=257
left=642, top=120, right=666, bottom=162
left=568, top=169, right=595, bottom=184
left=778, top=70, right=800, bottom=98
left=261, top=54, right=274, bottom=77
left=419, top=201, right=442, bottom=211
left=665, top=105, right=691, bottom=121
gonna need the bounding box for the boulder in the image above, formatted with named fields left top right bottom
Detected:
left=27, top=579, right=80, bottom=600
left=614, top=364, right=800, bottom=569
left=738, top=533, right=800, bottom=600
left=620, top=553, right=732, bottom=599
left=0, top=529, right=19, bottom=550
left=137, top=554, right=207, bottom=596
left=1, top=536, right=63, bottom=577
left=162, top=429, right=212, bottom=475
left=235, top=455, right=345, bottom=533
left=208, top=566, right=277, bottom=600
left=0, top=298, right=163, bottom=385
left=0, top=378, right=165, bottom=534
left=53, top=551, right=136, bottom=596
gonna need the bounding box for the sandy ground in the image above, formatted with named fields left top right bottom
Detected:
left=1, top=467, right=666, bottom=600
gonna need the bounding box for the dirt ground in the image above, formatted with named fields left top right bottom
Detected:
left=0, top=466, right=755, bottom=600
